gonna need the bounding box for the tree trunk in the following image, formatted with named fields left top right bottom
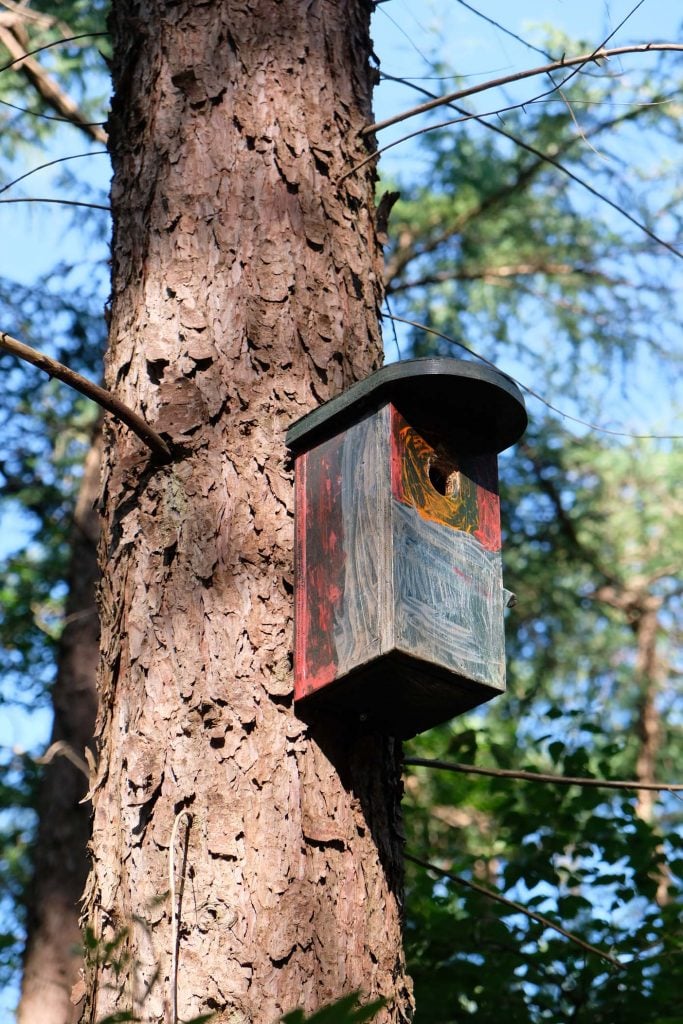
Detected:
left=633, top=600, right=663, bottom=824
left=18, top=435, right=101, bottom=1024
left=82, top=2, right=411, bottom=1022
left=632, top=598, right=671, bottom=906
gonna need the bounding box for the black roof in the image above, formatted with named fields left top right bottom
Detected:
left=286, top=357, right=528, bottom=455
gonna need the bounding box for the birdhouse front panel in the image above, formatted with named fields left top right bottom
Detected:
left=389, top=406, right=505, bottom=692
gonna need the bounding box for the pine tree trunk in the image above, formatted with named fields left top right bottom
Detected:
left=18, top=436, right=101, bottom=1024
left=83, top=2, right=412, bottom=1022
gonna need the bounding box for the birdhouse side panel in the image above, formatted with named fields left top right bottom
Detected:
left=294, top=434, right=346, bottom=696
left=293, top=409, right=391, bottom=702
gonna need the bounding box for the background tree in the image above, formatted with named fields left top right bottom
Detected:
left=0, top=3, right=108, bottom=1020
left=375, top=13, right=682, bottom=1021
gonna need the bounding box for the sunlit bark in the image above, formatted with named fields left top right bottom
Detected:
left=82, top=2, right=411, bottom=1021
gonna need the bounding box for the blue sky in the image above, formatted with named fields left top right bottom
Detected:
left=371, top=0, right=683, bottom=431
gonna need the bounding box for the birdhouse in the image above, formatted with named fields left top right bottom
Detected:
left=285, top=358, right=527, bottom=739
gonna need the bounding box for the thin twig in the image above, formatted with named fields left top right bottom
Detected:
left=0, top=151, right=108, bottom=196
left=384, top=315, right=683, bottom=441
left=0, top=330, right=172, bottom=461
left=33, top=739, right=89, bottom=779
left=169, top=810, right=192, bottom=1024
left=363, top=43, right=683, bottom=137
left=404, top=852, right=625, bottom=970
left=405, top=758, right=683, bottom=792
left=0, top=196, right=109, bottom=210
left=0, top=93, right=107, bottom=128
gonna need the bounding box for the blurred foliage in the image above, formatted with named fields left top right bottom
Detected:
left=282, top=994, right=387, bottom=1024
left=388, top=30, right=682, bottom=1023
left=0, top=0, right=109, bottom=993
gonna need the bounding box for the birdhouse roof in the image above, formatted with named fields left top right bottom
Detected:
left=286, top=357, right=527, bottom=455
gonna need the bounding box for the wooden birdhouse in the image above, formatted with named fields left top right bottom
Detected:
left=285, top=358, right=527, bottom=739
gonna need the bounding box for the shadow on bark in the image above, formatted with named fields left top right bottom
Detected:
left=308, top=714, right=406, bottom=893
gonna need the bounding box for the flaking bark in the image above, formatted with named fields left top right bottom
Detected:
left=83, top=2, right=412, bottom=1022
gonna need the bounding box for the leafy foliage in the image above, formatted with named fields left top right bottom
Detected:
left=382, top=24, right=683, bottom=1024
left=282, top=994, right=387, bottom=1024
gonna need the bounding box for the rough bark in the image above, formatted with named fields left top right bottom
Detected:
left=18, top=436, right=101, bottom=1024
left=83, top=3, right=411, bottom=1023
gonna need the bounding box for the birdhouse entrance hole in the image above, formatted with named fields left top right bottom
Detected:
left=428, top=456, right=459, bottom=498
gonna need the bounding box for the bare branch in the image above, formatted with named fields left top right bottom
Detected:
left=0, top=330, right=172, bottom=462
left=404, top=852, right=625, bottom=970
left=0, top=24, right=107, bottom=143
left=363, top=44, right=683, bottom=137
left=0, top=196, right=109, bottom=210
left=34, top=740, right=89, bottom=780
left=404, top=757, right=683, bottom=793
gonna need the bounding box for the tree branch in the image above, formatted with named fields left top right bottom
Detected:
left=404, top=757, right=683, bottom=792
left=0, top=23, right=107, bottom=144
left=0, top=0, right=74, bottom=38
left=364, top=44, right=683, bottom=137
left=0, top=330, right=172, bottom=462
left=404, top=852, right=625, bottom=970
left=388, top=262, right=629, bottom=295
left=522, top=446, right=628, bottom=588
left=0, top=196, right=109, bottom=210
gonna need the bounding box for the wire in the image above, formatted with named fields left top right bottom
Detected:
left=383, top=315, right=683, bottom=441
left=0, top=31, right=109, bottom=77
left=0, top=151, right=108, bottom=196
